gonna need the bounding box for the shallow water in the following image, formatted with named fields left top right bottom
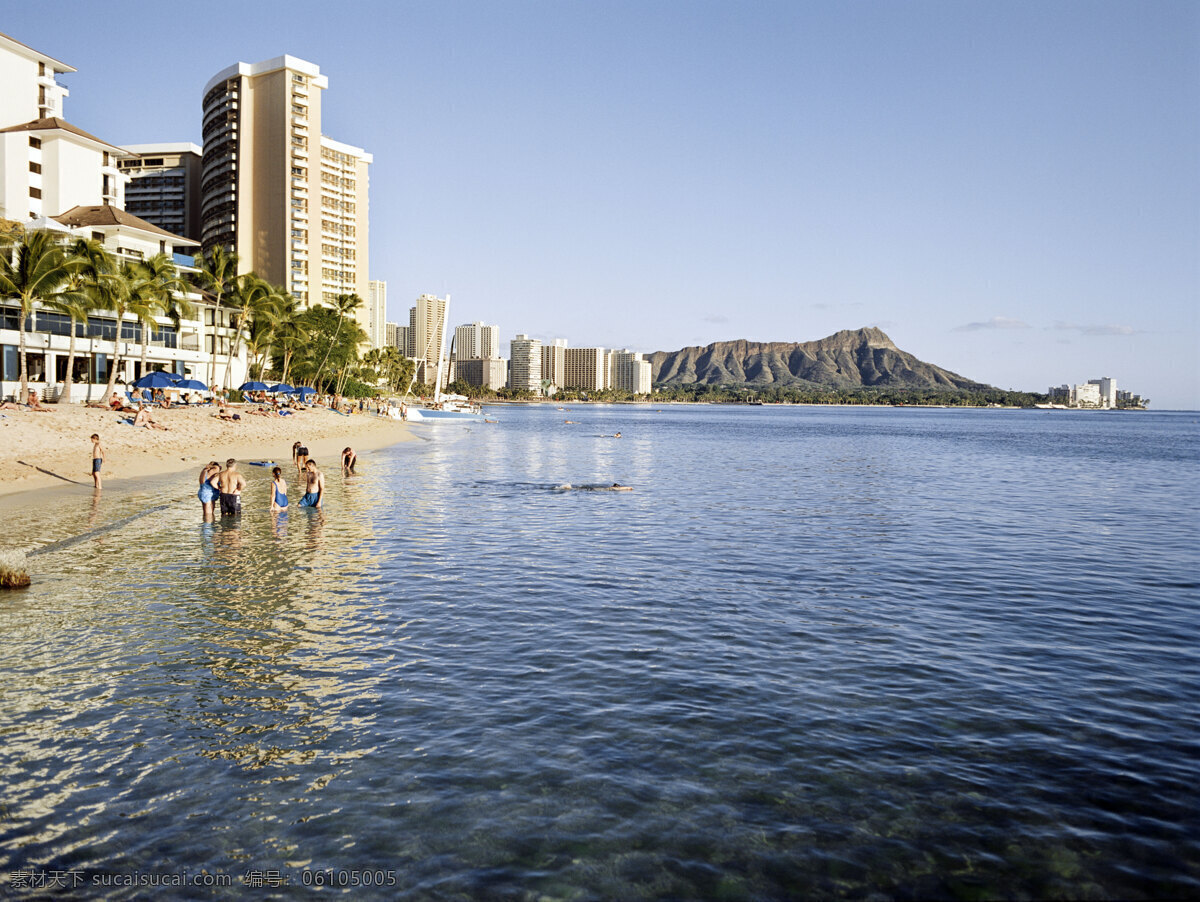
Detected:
left=1, top=405, right=1198, bottom=899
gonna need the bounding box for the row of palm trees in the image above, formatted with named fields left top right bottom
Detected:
left=0, top=229, right=371, bottom=404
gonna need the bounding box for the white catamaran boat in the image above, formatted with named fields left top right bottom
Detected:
left=388, top=294, right=483, bottom=422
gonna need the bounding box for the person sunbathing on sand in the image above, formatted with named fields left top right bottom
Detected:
left=215, top=407, right=240, bottom=421
left=26, top=391, right=51, bottom=412
left=132, top=406, right=168, bottom=430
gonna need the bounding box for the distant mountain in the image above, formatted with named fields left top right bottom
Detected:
left=648, top=327, right=989, bottom=390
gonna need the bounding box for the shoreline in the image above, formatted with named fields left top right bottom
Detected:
left=0, top=404, right=418, bottom=507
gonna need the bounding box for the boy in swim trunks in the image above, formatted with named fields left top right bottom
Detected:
left=217, top=458, right=247, bottom=516
left=90, top=433, right=104, bottom=490
left=299, top=459, right=324, bottom=508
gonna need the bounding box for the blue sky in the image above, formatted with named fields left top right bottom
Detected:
left=7, top=1, right=1198, bottom=406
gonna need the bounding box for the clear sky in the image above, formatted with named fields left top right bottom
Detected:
left=7, top=0, right=1198, bottom=407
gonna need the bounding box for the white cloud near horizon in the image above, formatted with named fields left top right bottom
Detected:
left=1052, top=321, right=1139, bottom=336
left=953, top=317, right=1032, bottom=332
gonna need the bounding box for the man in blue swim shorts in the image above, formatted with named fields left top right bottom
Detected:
left=298, top=459, right=324, bottom=508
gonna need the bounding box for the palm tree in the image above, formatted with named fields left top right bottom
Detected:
left=98, top=262, right=148, bottom=400
left=43, top=238, right=111, bottom=403
left=191, top=245, right=239, bottom=388
left=243, top=285, right=293, bottom=381
left=0, top=229, right=76, bottom=403
left=136, top=253, right=192, bottom=377
left=312, top=292, right=362, bottom=392
left=223, top=273, right=274, bottom=390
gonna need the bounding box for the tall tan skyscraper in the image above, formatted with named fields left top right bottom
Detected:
left=200, top=55, right=371, bottom=328
left=408, top=293, right=449, bottom=387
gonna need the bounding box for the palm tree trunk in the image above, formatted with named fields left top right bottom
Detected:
left=59, top=325, right=78, bottom=404
left=17, top=306, right=28, bottom=403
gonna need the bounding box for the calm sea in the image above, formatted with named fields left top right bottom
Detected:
left=1, top=405, right=1197, bottom=900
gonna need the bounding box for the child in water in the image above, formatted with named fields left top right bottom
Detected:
left=270, top=466, right=289, bottom=511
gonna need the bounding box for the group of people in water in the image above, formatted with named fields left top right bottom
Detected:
left=196, top=442, right=358, bottom=522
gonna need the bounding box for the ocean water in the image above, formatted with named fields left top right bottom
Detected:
left=1, top=404, right=1197, bottom=900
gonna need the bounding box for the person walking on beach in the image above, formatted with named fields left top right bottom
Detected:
left=198, top=461, right=221, bottom=522
left=341, top=447, right=357, bottom=474
left=294, top=441, right=309, bottom=476
left=299, top=459, right=324, bottom=508
left=216, top=459, right=247, bottom=516
left=90, top=433, right=104, bottom=490
left=270, top=466, right=289, bottom=512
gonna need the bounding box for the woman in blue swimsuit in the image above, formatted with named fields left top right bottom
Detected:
left=198, top=461, right=220, bottom=522
left=270, top=466, right=289, bottom=512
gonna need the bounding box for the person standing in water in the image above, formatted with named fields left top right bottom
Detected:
left=299, top=459, right=324, bottom=508
left=270, top=466, right=289, bottom=512
left=217, top=459, right=247, bottom=516
left=294, top=441, right=309, bottom=476
left=90, top=433, right=104, bottom=490
left=198, top=460, right=221, bottom=521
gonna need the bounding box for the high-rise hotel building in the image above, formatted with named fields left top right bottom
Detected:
left=200, top=55, right=371, bottom=326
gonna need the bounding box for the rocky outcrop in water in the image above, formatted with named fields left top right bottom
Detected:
left=648, top=327, right=988, bottom=389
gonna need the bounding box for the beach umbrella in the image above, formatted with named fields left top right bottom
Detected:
left=134, top=371, right=179, bottom=390
left=238, top=381, right=270, bottom=392
left=177, top=379, right=207, bottom=391
left=293, top=386, right=316, bottom=398
left=268, top=383, right=295, bottom=394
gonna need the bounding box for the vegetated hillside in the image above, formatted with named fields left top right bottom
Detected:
left=648, top=327, right=990, bottom=390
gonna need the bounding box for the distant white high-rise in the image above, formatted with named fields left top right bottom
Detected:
left=509, top=334, right=543, bottom=393
left=1088, top=377, right=1117, bottom=409
left=542, top=338, right=567, bottom=390
left=367, top=280, right=387, bottom=348
left=409, top=293, right=448, bottom=387
left=564, top=347, right=608, bottom=391
left=610, top=349, right=652, bottom=395
left=454, top=321, right=499, bottom=360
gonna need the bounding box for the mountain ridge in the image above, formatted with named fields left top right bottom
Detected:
left=648, top=327, right=988, bottom=390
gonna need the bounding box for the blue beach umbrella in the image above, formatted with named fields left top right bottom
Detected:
left=238, top=381, right=271, bottom=392
left=133, top=371, right=178, bottom=390
left=177, top=379, right=208, bottom=391
left=268, top=383, right=295, bottom=394
left=293, top=386, right=316, bottom=399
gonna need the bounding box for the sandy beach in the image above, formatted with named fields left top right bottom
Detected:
left=0, top=402, right=417, bottom=500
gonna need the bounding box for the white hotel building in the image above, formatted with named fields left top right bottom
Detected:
left=0, top=30, right=250, bottom=401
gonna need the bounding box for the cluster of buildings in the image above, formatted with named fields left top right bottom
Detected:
left=0, top=29, right=654, bottom=402
left=1047, top=377, right=1145, bottom=409
left=384, top=303, right=652, bottom=396
left=0, top=30, right=384, bottom=399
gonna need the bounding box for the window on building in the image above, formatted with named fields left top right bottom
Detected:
left=29, top=187, right=41, bottom=199
left=92, top=231, right=104, bottom=241
left=29, top=162, right=41, bottom=174
left=29, top=137, right=41, bottom=149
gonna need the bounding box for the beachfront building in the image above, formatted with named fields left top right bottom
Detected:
left=1, top=208, right=249, bottom=401
left=1048, top=378, right=1120, bottom=408
left=509, top=334, right=542, bottom=394
left=366, top=279, right=387, bottom=349
left=542, top=338, right=567, bottom=392
left=118, top=143, right=202, bottom=241
left=454, top=321, right=499, bottom=361
left=1088, top=377, right=1117, bottom=408
left=0, top=30, right=71, bottom=126
left=386, top=321, right=409, bottom=355
left=408, top=293, right=448, bottom=388
left=0, top=30, right=250, bottom=402
left=200, top=55, right=372, bottom=334
left=563, top=347, right=608, bottom=391
left=456, top=357, right=507, bottom=391
left=609, top=349, right=652, bottom=395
